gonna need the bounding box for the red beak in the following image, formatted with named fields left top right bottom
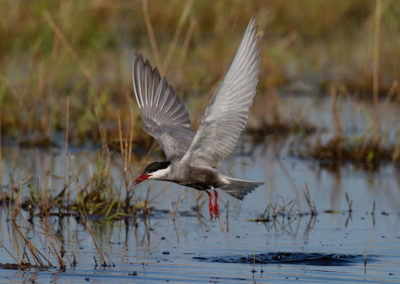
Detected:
left=133, top=174, right=151, bottom=186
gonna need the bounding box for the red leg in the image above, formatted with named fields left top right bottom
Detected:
left=213, top=189, right=219, bottom=219
left=207, top=191, right=214, bottom=219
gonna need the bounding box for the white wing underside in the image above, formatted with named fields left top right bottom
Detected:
left=183, top=17, right=261, bottom=167
left=132, top=54, right=195, bottom=161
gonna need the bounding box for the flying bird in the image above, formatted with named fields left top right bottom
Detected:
left=132, top=17, right=263, bottom=219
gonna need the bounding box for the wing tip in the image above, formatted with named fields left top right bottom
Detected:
left=247, top=16, right=258, bottom=33
left=247, top=16, right=262, bottom=47
left=133, top=53, right=160, bottom=76
left=249, top=15, right=256, bottom=27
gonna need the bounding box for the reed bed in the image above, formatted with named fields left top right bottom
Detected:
left=1, top=0, right=400, bottom=148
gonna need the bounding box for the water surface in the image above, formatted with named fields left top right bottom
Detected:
left=0, top=94, right=399, bottom=283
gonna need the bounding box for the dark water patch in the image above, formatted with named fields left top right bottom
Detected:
left=137, top=208, right=197, bottom=219
left=194, top=252, right=371, bottom=266
left=0, top=263, right=52, bottom=270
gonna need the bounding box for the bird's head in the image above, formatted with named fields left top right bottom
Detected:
left=133, top=161, right=171, bottom=186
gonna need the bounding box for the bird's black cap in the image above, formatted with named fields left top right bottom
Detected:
left=143, top=161, right=171, bottom=174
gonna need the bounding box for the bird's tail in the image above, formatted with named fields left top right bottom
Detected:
left=220, top=177, right=263, bottom=200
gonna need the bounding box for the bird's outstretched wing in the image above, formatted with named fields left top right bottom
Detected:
left=132, top=54, right=195, bottom=161
left=183, top=17, right=261, bottom=167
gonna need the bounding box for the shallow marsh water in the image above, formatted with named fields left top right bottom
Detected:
left=0, top=94, right=399, bottom=283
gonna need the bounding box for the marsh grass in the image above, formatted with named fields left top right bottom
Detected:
left=250, top=183, right=317, bottom=224
left=1, top=0, right=400, bottom=147
left=0, top=207, right=66, bottom=269
left=292, top=84, right=400, bottom=169
left=0, top=195, right=118, bottom=270
left=0, top=156, right=201, bottom=270
left=303, top=136, right=395, bottom=168
left=0, top=138, right=155, bottom=220
left=0, top=144, right=157, bottom=269
left=248, top=91, right=317, bottom=142
left=251, top=188, right=361, bottom=237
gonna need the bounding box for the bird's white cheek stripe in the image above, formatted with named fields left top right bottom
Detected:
left=149, top=167, right=171, bottom=179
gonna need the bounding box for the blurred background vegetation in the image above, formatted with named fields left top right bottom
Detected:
left=0, top=0, right=399, bottom=146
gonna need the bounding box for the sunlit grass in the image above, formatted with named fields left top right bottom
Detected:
left=1, top=0, right=400, bottom=147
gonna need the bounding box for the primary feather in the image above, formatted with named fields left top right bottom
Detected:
left=183, top=17, right=261, bottom=167
left=132, top=54, right=195, bottom=161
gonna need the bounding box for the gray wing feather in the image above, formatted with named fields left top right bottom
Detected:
left=132, top=54, right=195, bottom=161
left=183, top=17, right=261, bottom=167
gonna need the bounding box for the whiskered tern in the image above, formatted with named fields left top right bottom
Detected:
left=132, top=17, right=263, bottom=219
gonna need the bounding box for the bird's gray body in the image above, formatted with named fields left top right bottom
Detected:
left=132, top=17, right=263, bottom=200
left=164, top=162, right=223, bottom=191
